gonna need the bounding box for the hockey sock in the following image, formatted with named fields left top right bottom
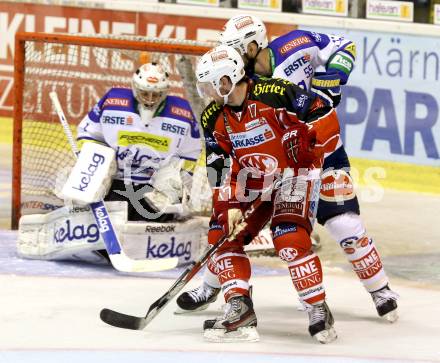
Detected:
left=272, top=223, right=325, bottom=304
left=325, top=212, right=389, bottom=292
left=214, top=249, right=251, bottom=301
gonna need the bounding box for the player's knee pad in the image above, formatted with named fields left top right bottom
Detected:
left=271, top=223, right=312, bottom=262
left=325, top=212, right=388, bottom=291
left=324, top=212, right=369, bottom=258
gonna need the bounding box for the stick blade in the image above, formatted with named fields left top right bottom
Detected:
left=100, top=308, right=146, bottom=330
left=109, top=253, right=178, bottom=273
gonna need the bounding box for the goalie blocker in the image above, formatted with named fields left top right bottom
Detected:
left=18, top=201, right=208, bottom=268
left=61, top=142, right=116, bottom=206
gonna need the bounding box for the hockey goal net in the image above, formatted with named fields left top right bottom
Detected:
left=12, top=32, right=213, bottom=229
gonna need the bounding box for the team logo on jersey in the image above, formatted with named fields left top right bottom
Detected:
left=283, top=54, right=311, bottom=77
left=201, top=102, right=221, bottom=128
left=117, top=131, right=170, bottom=152
left=329, top=35, right=344, bottom=47
left=103, top=98, right=129, bottom=108
left=229, top=124, right=275, bottom=149
left=278, top=247, right=298, bottom=262
left=239, top=153, right=278, bottom=176
left=245, top=117, right=266, bottom=130
left=92, top=104, right=100, bottom=117
left=171, top=106, right=193, bottom=120
left=310, top=32, right=322, bottom=42
left=234, top=15, right=253, bottom=30
left=102, top=115, right=134, bottom=125
left=161, top=122, right=187, bottom=136
left=253, top=82, right=287, bottom=97
left=279, top=36, right=311, bottom=55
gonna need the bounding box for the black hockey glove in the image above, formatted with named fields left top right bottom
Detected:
left=311, top=72, right=341, bottom=108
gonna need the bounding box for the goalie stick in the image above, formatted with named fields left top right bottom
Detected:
left=100, top=198, right=268, bottom=330
left=49, top=92, right=178, bottom=273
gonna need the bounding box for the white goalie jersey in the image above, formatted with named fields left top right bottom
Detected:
left=77, top=87, right=202, bottom=184
left=17, top=87, right=205, bottom=269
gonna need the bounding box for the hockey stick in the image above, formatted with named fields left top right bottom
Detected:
left=49, top=92, right=178, bottom=273
left=100, top=198, right=267, bottom=330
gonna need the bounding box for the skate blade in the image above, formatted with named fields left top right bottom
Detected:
left=204, top=326, right=260, bottom=343
left=313, top=327, right=337, bottom=344
left=174, top=304, right=210, bottom=315
left=381, top=309, right=398, bottom=323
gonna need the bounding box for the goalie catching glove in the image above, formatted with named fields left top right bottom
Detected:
left=143, top=157, right=193, bottom=218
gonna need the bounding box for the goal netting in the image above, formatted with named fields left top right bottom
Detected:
left=12, top=32, right=213, bottom=228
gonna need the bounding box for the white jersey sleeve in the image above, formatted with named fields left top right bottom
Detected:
left=76, top=92, right=109, bottom=146
left=269, top=29, right=356, bottom=88
left=156, top=96, right=202, bottom=176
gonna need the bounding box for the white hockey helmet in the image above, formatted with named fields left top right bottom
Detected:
left=195, top=45, right=245, bottom=103
left=132, top=63, right=169, bottom=108
left=219, top=14, right=268, bottom=56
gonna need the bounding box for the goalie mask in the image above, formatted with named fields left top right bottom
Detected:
left=132, top=63, right=169, bottom=109
left=219, top=14, right=268, bottom=56
left=195, top=45, right=245, bottom=105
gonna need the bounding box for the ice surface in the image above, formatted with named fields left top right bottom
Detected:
left=1, top=177, right=440, bottom=363
left=1, top=230, right=440, bottom=363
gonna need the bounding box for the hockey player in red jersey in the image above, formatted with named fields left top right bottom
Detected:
left=217, top=14, right=399, bottom=323
left=178, top=15, right=399, bottom=324
left=194, top=45, right=340, bottom=344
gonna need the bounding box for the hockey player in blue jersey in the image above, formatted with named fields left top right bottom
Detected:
left=177, top=15, right=398, bottom=324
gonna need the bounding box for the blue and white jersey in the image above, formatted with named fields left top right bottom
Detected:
left=268, top=29, right=356, bottom=91
left=77, top=88, right=201, bottom=184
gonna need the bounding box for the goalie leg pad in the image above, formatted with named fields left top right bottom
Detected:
left=119, top=216, right=208, bottom=266
left=17, top=201, right=126, bottom=263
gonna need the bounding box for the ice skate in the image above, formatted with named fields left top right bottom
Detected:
left=303, top=301, right=337, bottom=344
left=371, top=285, right=399, bottom=323
left=203, top=295, right=259, bottom=343
left=175, top=283, right=220, bottom=314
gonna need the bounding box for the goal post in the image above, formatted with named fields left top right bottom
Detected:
left=12, top=31, right=213, bottom=229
